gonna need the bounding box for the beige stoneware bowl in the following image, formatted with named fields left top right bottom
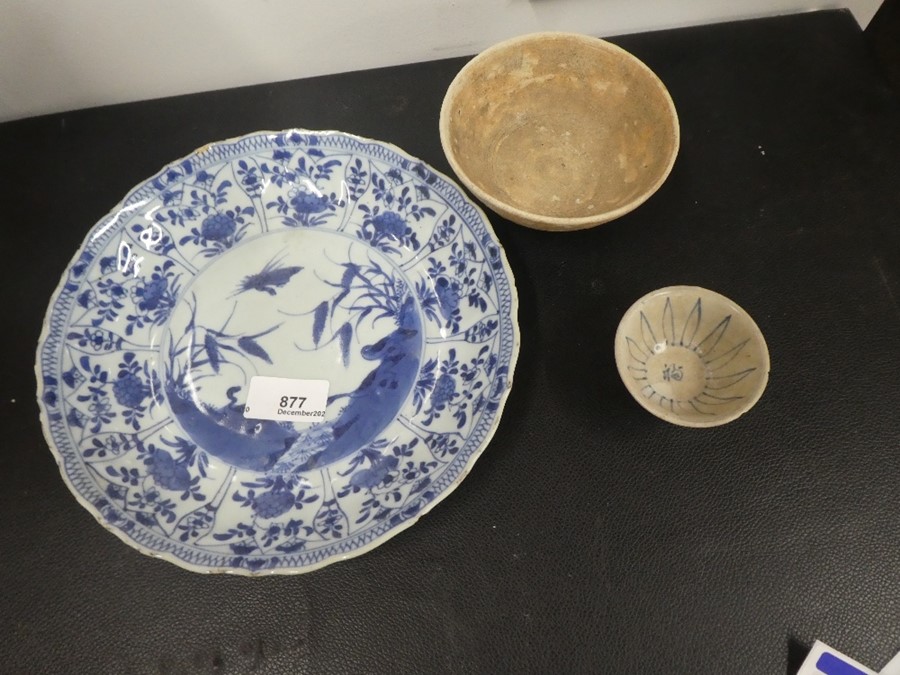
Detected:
left=440, top=32, right=680, bottom=231
left=615, top=286, right=770, bottom=427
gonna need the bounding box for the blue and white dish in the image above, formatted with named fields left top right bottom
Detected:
left=36, top=130, right=519, bottom=574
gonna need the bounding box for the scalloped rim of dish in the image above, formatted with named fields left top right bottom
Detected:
left=34, top=129, right=521, bottom=575
left=614, top=285, right=770, bottom=428
left=439, top=32, right=681, bottom=232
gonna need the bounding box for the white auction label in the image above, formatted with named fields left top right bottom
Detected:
left=243, top=376, right=330, bottom=424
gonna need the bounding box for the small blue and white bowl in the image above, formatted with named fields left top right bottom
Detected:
left=615, top=286, right=769, bottom=427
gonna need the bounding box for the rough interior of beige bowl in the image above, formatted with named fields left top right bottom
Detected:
left=614, top=287, right=770, bottom=427
left=442, top=34, right=678, bottom=228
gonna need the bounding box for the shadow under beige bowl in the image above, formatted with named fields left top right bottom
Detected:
left=440, top=32, right=679, bottom=231
left=615, top=286, right=770, bottom=427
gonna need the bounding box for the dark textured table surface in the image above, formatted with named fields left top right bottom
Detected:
left=2, top=10, right=899, bottom=674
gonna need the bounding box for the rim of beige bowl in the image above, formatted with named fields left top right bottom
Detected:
left=439, top=32, right=681, bottom=231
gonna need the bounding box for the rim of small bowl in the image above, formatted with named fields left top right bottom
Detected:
left=614, top=286, right=770, bottom=428
left=440, top=31, right=681, bottom=232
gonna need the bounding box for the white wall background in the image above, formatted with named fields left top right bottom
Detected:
left=0, top=0, right=882, bottom=123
